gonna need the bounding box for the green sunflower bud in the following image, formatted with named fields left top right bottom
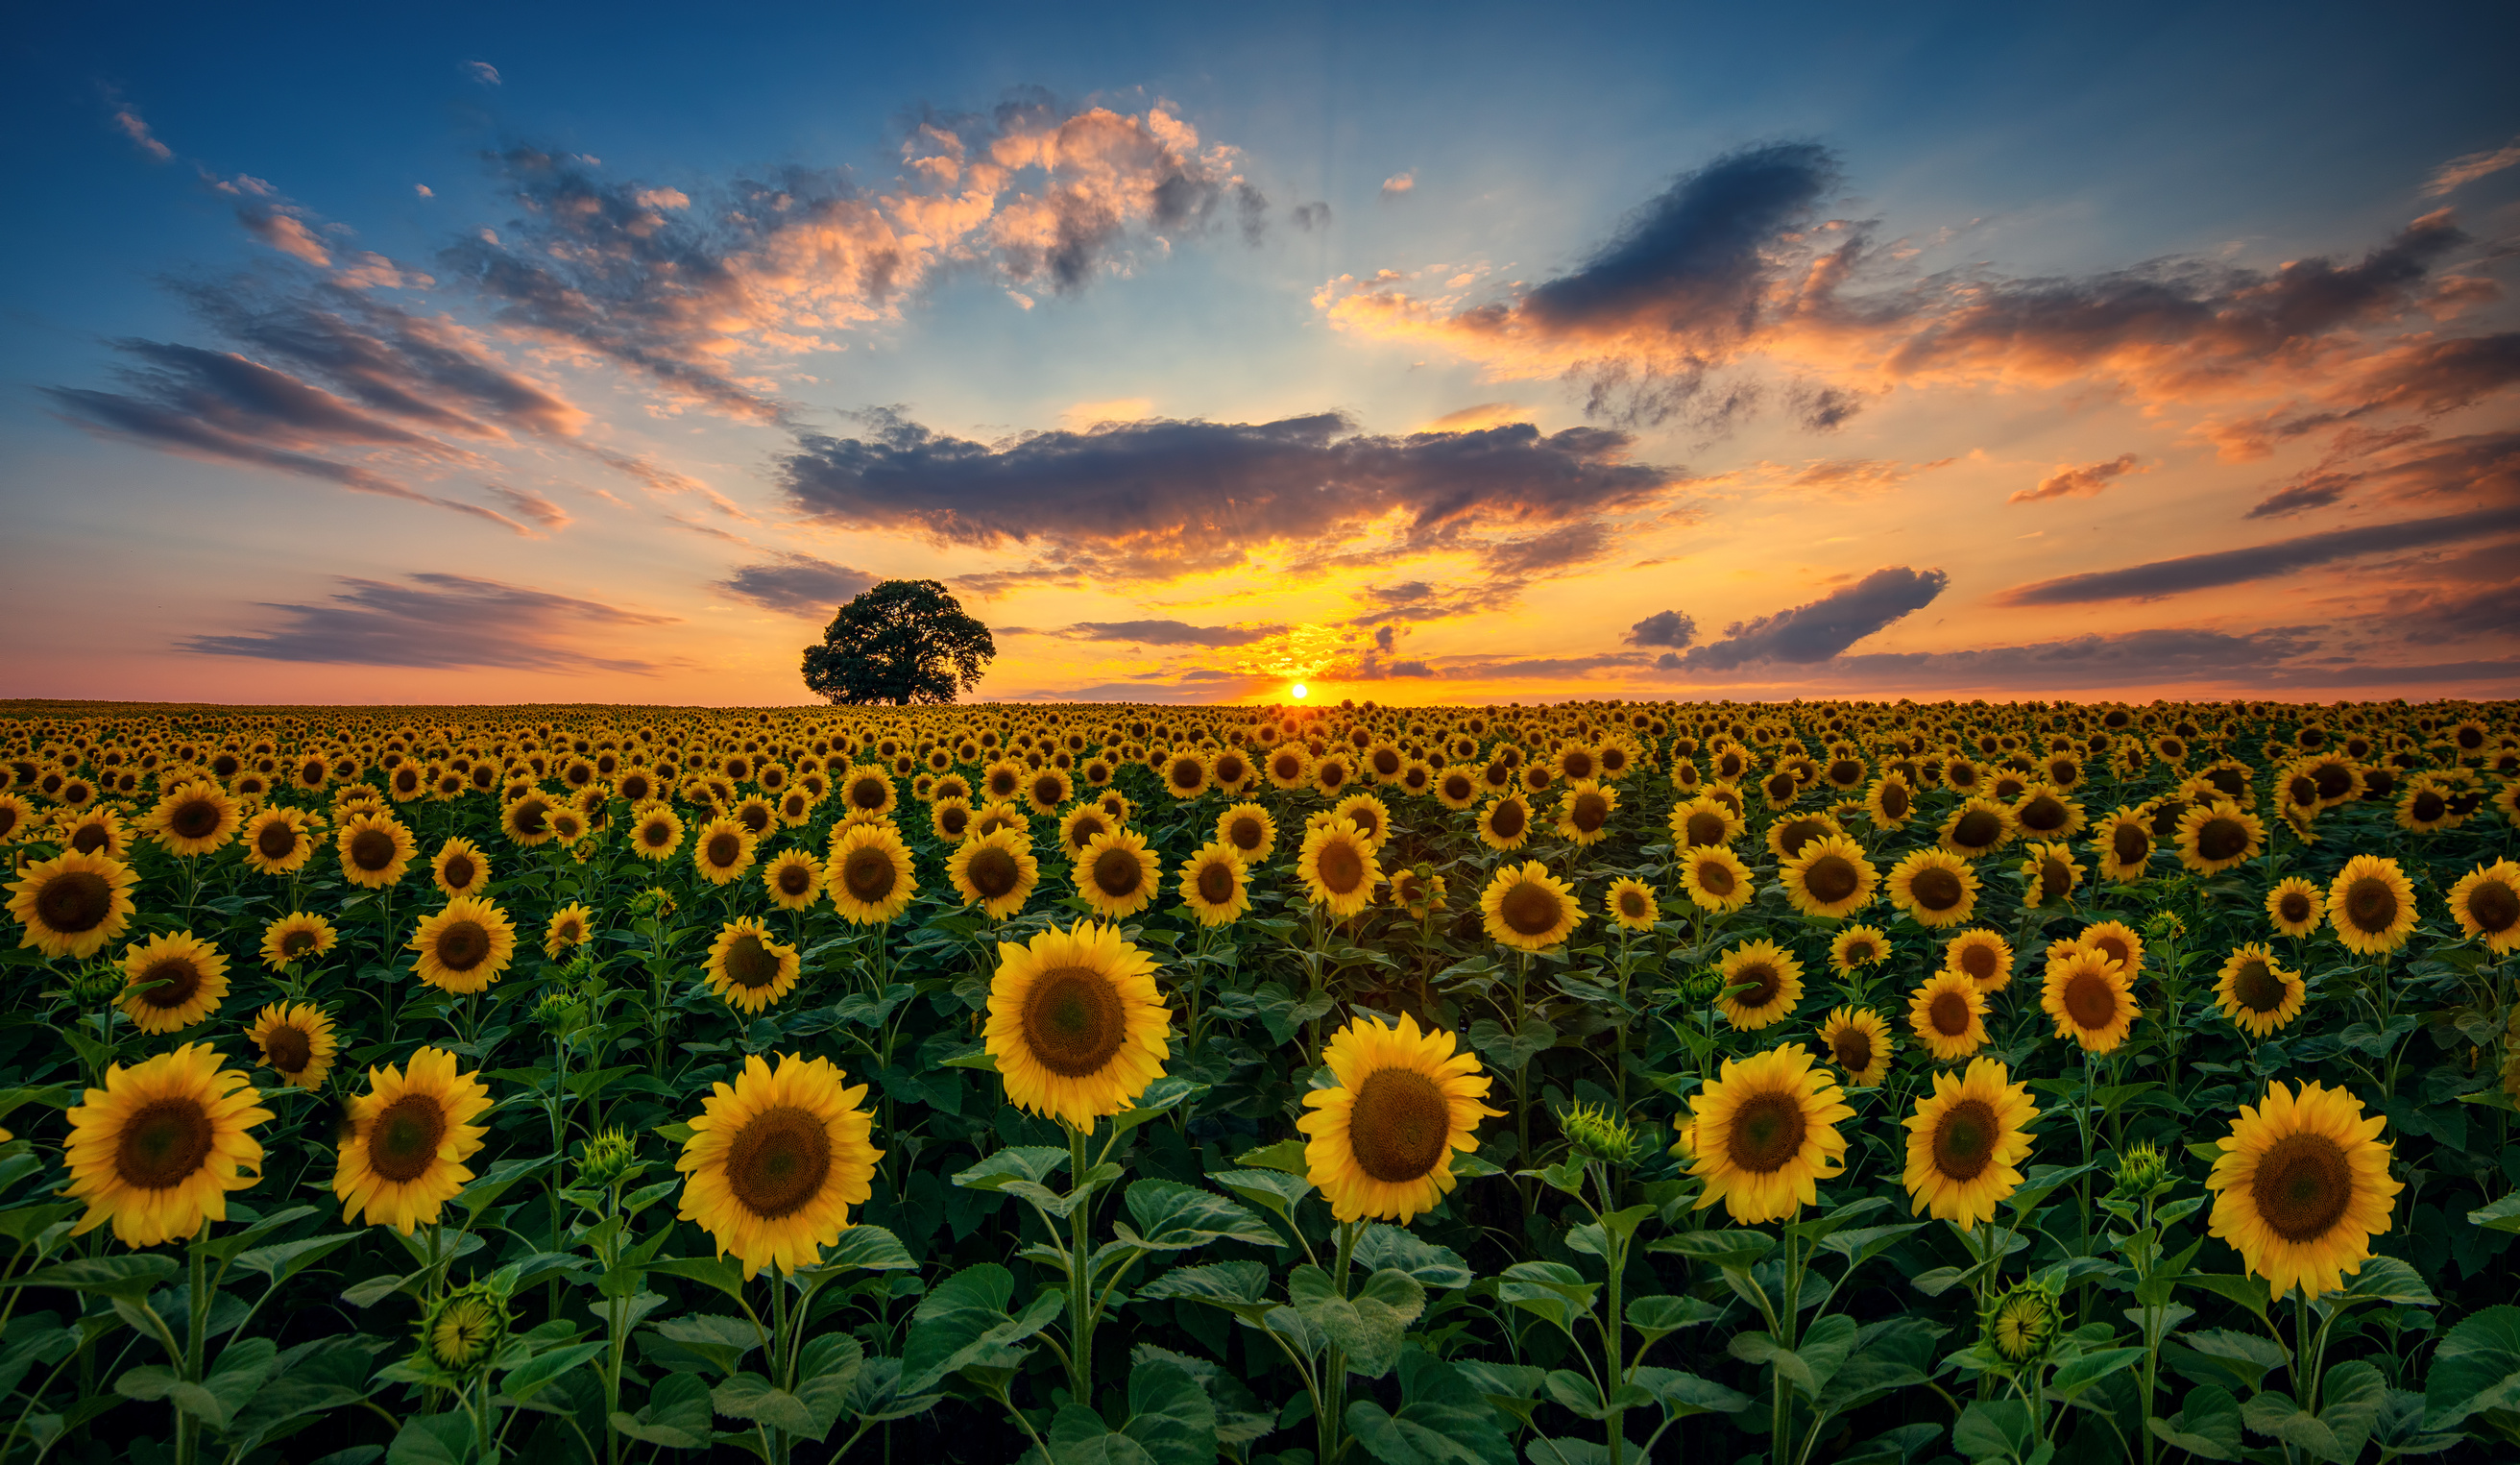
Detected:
left=577, top=1128, right=640, bottom=1190
left=2114, top=1140, right=2169, bottom=1195
left=1679, top=965, right=1725, bottom=1004
left=67, top=960, right=125, bottom=1005
left=1560, top=1101, right=1637, bottom=1167
left=1982, top=1280, right=2061, bottom=1370
left=418, top=1279, right=512, bottom=1379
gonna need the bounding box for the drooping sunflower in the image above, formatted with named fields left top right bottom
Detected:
left=1553, top=781, right=1617, bottom=846
left=1075, top=827, right=1160, bottom=920
left=706, top=917, right=803, bottom=1013
left=337, top=811, right=416, bottom=890
left=628, top=804, right=686, bottom=863
left=1298, top=817, right=1382, bottom=918
left=544, top=901, right=594, bottom=960
left=948, top=827, right=1038, bottom=919
left=410, top=896, right=518, bottom=994
left=1780, top=834, right=1878, bottom=919
left=2091, top=806, right=2153, bottom=884
left=2215, top=943, right=2306, bottom=1038
left=1907, top=968, right=1989, bottom=1062
left=2447, top=860, right=2520, bottom=955
left=244, top=1002, right=338, bottom=1089
left=1299, top=1013, right=1502, bottom=1223
left=1606, top=876, right=1660, bottom=932
left=1817, top=1007, right=1895, bottom=1087
left=429, top=837, right=492, bottom=899
left=1902, top=1057, right=2039, bottom=1227
left=828, top=823, right=918, bottom=924
left=2041, top=948, right=2138, bottom=1053
left=117, top=930, right=230, bottom=1034
left=238, top=806, right=320, bottom=875
left=675, top=1052, right=882, bottom=1279
left=2078, top=919, right=2144, bottom=978
left=260, top=911, right=338, bottom=969
left=2176, top=800, right=2263, bottom=875
left=7, top=847, right=137, bottom=959
left=1938, top=798, right=2017, bottom=859
left=1887, top=847, right=1980, bottom=928
left=2018, top=842, right=2083, bottom=909
left=1215, top=801, right=1278, bottom=864
left=2205, top=1080, right=2401, bottom=1300
left=1679, top=844, right=1756, bottom=915
left=144, top=779, right=241, bottom=857
left=2326, top=853, right=2417, bottom=956
left=62, top=1042, right=269, bottom=1246
left=1176, top=842, right=1250, bottom=927
left=1476, top=794, right=1535, bottom=851
left=1829, top=923, right=1890, bottom=975
left=2265, top=877, right=2325, bottom=939
left=983, top=920, right=1172, bottom=1128
left=334, top=1046, right=493, bottom=1233
left=691, top=817, right=758, bottom=887
left=1481, top=862, right=1583, bottom=952
left=1668, top=794, right=1745, bottom=850
left=1717, top=938, right=1804, bottom=1031
left=1685, top=1045, right=1853, bottom=1224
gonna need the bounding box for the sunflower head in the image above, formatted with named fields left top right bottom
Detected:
left=1607, top=876, right=1659, bottom=932
left=827, top=823, right=917, bottom=925
left=410, top=896, right=518, bottom=995
left=1983, top=1280, right=2061, bottom=1368
left=2327, top=853, right=2416, bottom=955
left=2205, top=1079, right=2402, bottom=1300
left=62, top=1042, right=272, bottom=1246
left=1901, top=1056, right=2037, bottom=1226
left=1686, top=1045, right=1852, bottom=1224
left=417, top=1278, right=512, bottom=1380
left=1716, top=938, right=1804, bottom=1031
left=2449, top=860, right=2520, bottom=954
left=984, top=921, right=1172, bottom=1129
left=1298, top=1013, right=1501, bottom=1223
left=2041, top=948, right=2137, bottom=1053
left=1176, top=842, right=1250, bottom=927
left=1816, top=1007, right=1893, bottom=1087
left=7, top=848, right=139, bottom=960
left=1298, top=818, right=1381, bottom=918
left=1481, top=861, right=1583, bottom=952
left=1680, top=844, right=1755, bottom=914
left=117, top=931, right=230, bottom=1035
left=245, top=1001, right=338, bottom=1090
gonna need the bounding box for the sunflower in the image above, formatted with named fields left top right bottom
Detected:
left=1668, top=794, right=1745, bottom=850
left=1393, top=867, right=1448, bottom=920
left=628, top=804, right=686, bottom=863
left=1939, top=798, right=2017, bottom=859
left=1865, top=773, right=1916, bottom=829
left=2447, top=860, right=2520, bottom=954
left=1025, top=767, right=1075, bottom=818
left=2078, top=919, right=2144, bottom=977
left=2326, top=854, right=2417, bottom=956
left=828, top=823, right=918, bottom=925
left=2205, top=1080, right=2400, bottom=1300
left=1333, top=793, right=1394, bottom=849
left=238, top=806, right=319, bottom=875
left=1055, top=804, right=1121, bottom=862
left=1071, top=827, right=1158, bottom=920
left=1766, top=812, right=1842, bottom=864
left=2041, top=948, right=2138, bottom=1053
left=929, top=796, right=976, bottom=844
left=1481, top=862, right=1583, bottom=952
left=1679, top=844, right=1756, bottom=915
left=2395, top=782, right=2457, bottom=832
left=334, top=1046, right=494, bottom=1233
left=144, top=779, right=241, bottom=857
left=1780, top=834, right=1878, bottom=919
left=1685, top=1045, right=1853, bottom=1224
left=1298, top=818, right=1382, bottom=918
left=260, top=911, right=338, bottom=969
left=1907, top=968, right=1989, bottom=1062
left=691, top=818, right=757, bottom=887
left=426, top=837, right=491, bottom=900
left=675, top=1053, right=882, bottom=1279
left=410, top=896, right=518, bottom=994
left=1717, top=938, right=1804, bottom=1031
left=1476, top=794, right=1535, bottom=851
left=2176, top=800, right=2263, bottom=875
left=2018, top=842, right=2083, bottom=908
left=544, top=901, right=594, bottom=960
left=62, top=1043, right=269, bottom=1246
left=0, top=792, right=30, bottom=843
left=2265, top=877, right=2325, bottom=939
left=2092, top=806, right=2153, bottom=884
left=1176, top=842, right=1250, bottom=927
left=1553, top=781, right=1617, bottom=846
left=7, top=848, right=138, bottom=959
left=1265, top=746, right=1312, bottom=790
left=949, top=828, right=1038, bottom=919
left=984, top=920, right=1172, bottom=1128
left=1434, top=768, right=1480, bottom=811
left=2215, top=943, right=2306, bottom=1038
left=1607, top=876, right=1660, bottom=932
left=758, top=850, right=822, bottom=914
left=117, top=930, right=230, bottom=1034
left=1216, top=802, right=1278, bottom=863
left=337, top=812, right=416, bottom=890
left=500, top=794, right=560, bottom=847
left=1817, top=1007, right=1894, bottom=1087
left=2011, top=785, right=2085, bottom=842
left=1829, top=923, right=1890, bottom=975
left=1902, top=1057, right=2039, bottom=1226
left=837, top=767, right=899, bottom=820
left=705, top=917, right=803, bottom=1013
left=1299, top=1013, right=1501, bottom=1223
left=244, top=1002, right=338, bottom=1089
left=1887, top=848, right=1980, bottom=928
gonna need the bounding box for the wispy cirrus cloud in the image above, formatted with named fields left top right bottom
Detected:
left=1053, top=620, right=1287, bottom=647
left=181, top=573, right=675, bottom=671
left=2010, top=452, right=2148, bottom=503
left=2424, top=135, right=2520, bottom=196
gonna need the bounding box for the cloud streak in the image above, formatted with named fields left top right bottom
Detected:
left=1996, top=504, right=2520, bottom=604
left=715, top=553, right=878, bottom=615
left=1664, top=566, right=1948, bottom=671
left=2010, top=452, right=2147, bottom=503
left=181, top=574, right=674, bottom=671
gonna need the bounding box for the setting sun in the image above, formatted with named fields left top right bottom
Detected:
left=1289, top=683, right=1308, bottom=699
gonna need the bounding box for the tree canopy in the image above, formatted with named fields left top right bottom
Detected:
left=800, top=579, right=996, bottom=705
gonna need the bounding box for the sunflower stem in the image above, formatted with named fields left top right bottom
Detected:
left=176, top=1220, right=207, bottom=1465
left=1067, top=1120, right=1095, bottom=1408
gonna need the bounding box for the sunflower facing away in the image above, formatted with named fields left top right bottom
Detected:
left=1780, top=834, right=1878, bottom=919
left=1717, top=938, right=1804, bottom=1031
left=1888, top=848, right=1980, bottom=928
left=676, top=1052, right=882, bottom=1279
left=333, top=1046, right=493, bottom=1233
left=1685, top=1045, right=1853, bottom=1224
left=1298, top=818, right=1382, bottom=919
left=410, top=896, right=518, bottom=994
left=1907, top=968, right=1990, bottom=1062
left=1299, top=1013, right=1502, bottom=1223
left=1176, top=841, right=1251, bottom=927
left=336, top=812, right=416, bottom=890
left=1945, top=929, right=2014, bottom=993
left=7, top=848, right=138, bottom=959
left=245, top=1001, right=338, bottom=1089
left=828, top=822, right=918, bottom=924
left=1679, top=844, right=1756, bottom=915
left=706, top=917, right=803, bottom=1013
left=2448, top=860, right=2520, bottom=954
left=1817, top=1007, right=1895, bottom=1087
left=985, top=921, right=1171, bottom=1129
left=1076, top=827, right=1161, bottom=921
left=117, top=930, right=230, bottom=1034
left=2327, top=854, right=2417, bottom=956
left=63, top=1042, right=270, bottom=1246
left=1902, top=1057, right=2039, bottom=1227
left=2265, top=877, right=2325, bottom=939
left=1481, top=862, right=1584, bottom=952
left=2041, top=948, right=2138, bottom=1053
left=2215, top=943, right=2307, bottom=1038
left=260, top=911, right=338, bottom=970
left=949, top=828, right=1038, bottom=919
left=2206, top=1079, right=2400, bottom=1300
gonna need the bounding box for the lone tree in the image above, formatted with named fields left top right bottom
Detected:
left=801, top=578, right=996, bottom=705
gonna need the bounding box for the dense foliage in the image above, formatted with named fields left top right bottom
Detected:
left=0, top=696, right=2516, bottom=1465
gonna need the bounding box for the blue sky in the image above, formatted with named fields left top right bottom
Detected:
left=4, top=1, right=2515, bottom=703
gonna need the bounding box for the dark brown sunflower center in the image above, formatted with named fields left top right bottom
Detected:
left=705, top=832, right=742, bottom=867
left=1020, top=966, right=1127, bottom=1077
left=1489, top=800, right=1527, bottom=839
left=967, top=845, right=1020, bottom=899
left=1315, top=840, right=1367, bottom=895
left=1197, top=861, right=1236, bottom=905
left=1929, top=989, right=1973, bottom=1037
left=442, top=854, right=475, bottom=889
left=1499, top=881, right=1563, bottom=937
left=2064, top=970, right=2119, bottom=1031
left=2088, top=935, right=2132, bottom=968
left=2467, top=879, right=2520, bottom=934
left=2197, top=818, right=2247, bottom=862
left=1272, top=754, right=1303, bottom=779
left=1958, top=942, right=1999, bottom=981
left=133, top=956, right=203, bottom=1010
left=280, top=928, right=319, bottom=957
left=1567, top=792, right=1610, bottom=833
left=1777, top=818, right=1828, bottom=859
left=1731, top=961, right=1782, bottom=1010
left=1226, top=816, right=1265, bottom=851
left=842, top=846, right=898, bottom=902
left=2341, top=877, right=2398, bottom=934
left=1831, top=1028, right=1875, bottom=1072
left=1091, top=845, right=1144, bottom=898
left=1930, top=1098, right=1999, bottom=1182
left=2411, top=791, right=2446, bottom=821
left=169, top=797, right=222, bottom=840
left=369, top=1094, right=449, bottom=1184
left=350, top=828, right=397, bottom=871
left=2113, top=825, right=2148, bottom=866
left=2277, top=891, right=2314, bottom=923
left=255, top=821, right=297, bottom=860
left=36, top=870, right=112, bottom=933
left=2232, top=960, right=2285, bottom=1013
left=1442, top=774, right=1474, bottom=802
left=1911, top=866, right=1965, bottom=911
left=849, top=778, right=888, bottom=810
left=512, top=800, right=548, bottom=834
left=1725, top=1092, right=1807, bottom=1173
left=114, top=1098, right=214, bottom=1189
left=1217, top=755, right=1248, bottom=784
left=641, top=818, right=674, bottom=847
left=2036, top=859, right=2072, bottom=902
left=1347, top=1068, right=1452, bottom=1184
left=1804, top=854, right=1859, bottom=904
left=722, top=933, right=782, bottom=988
left=724, top=1106, right=833, bottom=1219
left=1170, top=760, right=1204, bottom=792
left=1694, top=858, right=1737, bottom=896
left=937, top=806, right=972, bottom=839
left=1619, top=889, right=1651, bottom=919
left=1066, top=817, right=1108, bottom=852
left=432, top=920, right=493, bottom=972
left=1684, top=811, right=1728, bottom=846
left=777, top=862, right=815, bottom=896
left=258, top=1024, right=314, bottom=1074
left=2019, top=796, right=2067, bottom=833
left=1033, top=776, right=1064, bottom=806
left=1952, top=809, right=2002, bottom=848
left=1880, top=784, right=1911, bottom=818
left=2250, top=1132, right=2353, bottom=1243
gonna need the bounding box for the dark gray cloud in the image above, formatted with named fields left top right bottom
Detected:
left=1667, top=566, right=1948, bottom=671
left=181, top=573, right=674, bottom=671
left=1479, top=520, right=1615, bottom=577
left=1997, top=505, right=2520, bottom=605
left=2247, top=428, right=2520, bottom=519
left=1053, top=620, right=1284, bottom=647
left=715, top=553, right=878, bottom=615
left=1627, top=609, right=1697, bottom=648
left=1291, top=202, right=1331, bottom=232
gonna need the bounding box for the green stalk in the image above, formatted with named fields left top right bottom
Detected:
left=177, top=1226, right=207, bottom=1465
left=1068, top=1121, right=1095, bottom=1406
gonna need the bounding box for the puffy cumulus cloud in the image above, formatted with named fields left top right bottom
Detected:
left=1997, top=503, right=2520, bottom=605
left=1628, top=609, right=1697, bottom=648
left=180, top=573, right=675, bottom=671
left=1662, top=566, right=1948, bottom=671
left=778, top=410, right=1684, bottom=579
left=2010, top=452, right=2148, bottom=504
left=715, top=553, right=878, bottom=615
left=1053, top=620, right=1286, bottom=647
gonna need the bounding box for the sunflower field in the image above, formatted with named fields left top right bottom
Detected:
left=2, top=697, right=2519, bottom=1465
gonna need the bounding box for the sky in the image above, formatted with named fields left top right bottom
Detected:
left=3, top=0, right=2517, bottom=707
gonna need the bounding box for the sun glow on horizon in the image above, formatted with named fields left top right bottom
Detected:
left=1290, top=683, right=1308, bottom=699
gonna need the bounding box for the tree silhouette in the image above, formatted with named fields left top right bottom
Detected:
left=801, top=579, right=996, bottom=705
